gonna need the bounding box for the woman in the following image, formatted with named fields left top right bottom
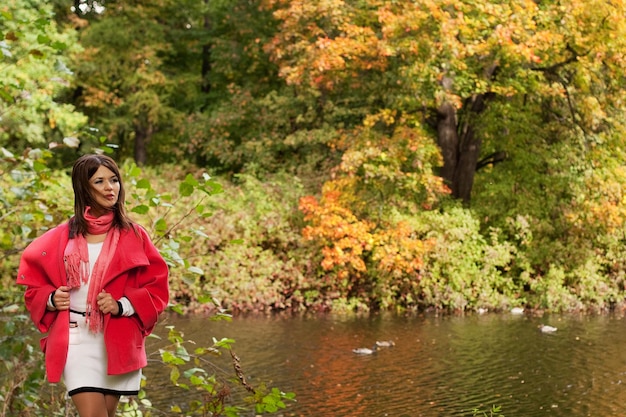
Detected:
left=17, top=154, right=169, bottom=417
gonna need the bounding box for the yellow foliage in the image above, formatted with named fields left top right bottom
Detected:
left=300, top=190, right=374, bottom=275
left=372, top=221, right=435, bottom=278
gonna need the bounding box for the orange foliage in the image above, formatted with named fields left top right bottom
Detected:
left=265, top=0, right=617, bottom=108
left=83, top=86, right=124, bottom=108
left=300, top=185, right=434, bottom=284
left=372, top=221, right=434, bottom=279
left=263, top=0, right=389, bottom=90
left=299, top=191, right=374, bottom=280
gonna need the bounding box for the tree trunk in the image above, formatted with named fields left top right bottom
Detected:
left=454, top=123, right=481, bottom=204
left=201, top=0, right=211, bottom=96
left=133, top=122, right=153, bottom=166
left=436, top=102, right=458, bottom=192
left=436, top=96, right=487, bottom=205
left=435, top=64, right=497, bottom=204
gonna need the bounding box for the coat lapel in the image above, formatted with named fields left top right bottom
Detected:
left=102, top=228, right=150, bottom=284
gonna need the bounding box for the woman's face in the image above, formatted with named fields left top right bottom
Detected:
left=88, top=165, right=120, bottom=216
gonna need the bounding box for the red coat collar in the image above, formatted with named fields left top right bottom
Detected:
left=18, top=222, right=151, bottom=288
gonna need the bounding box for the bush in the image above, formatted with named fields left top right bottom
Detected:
left=409, top=206, right=517, bottom=311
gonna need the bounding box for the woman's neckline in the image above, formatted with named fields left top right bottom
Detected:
left=86, top=233, right=107, bottom=244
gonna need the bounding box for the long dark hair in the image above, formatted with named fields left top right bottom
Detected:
left=68, top=154, right=134, bottom=238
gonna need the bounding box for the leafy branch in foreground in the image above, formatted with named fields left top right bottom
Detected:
left=121, top=165, right=296, bottom=416
left=157, top=325, right=296, bottom=416
left=472, top=404, right=504, bottom=417
left=122, top=162, right=226, bottom=314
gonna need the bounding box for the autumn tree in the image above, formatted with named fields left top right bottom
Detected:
left=66, top=0, right=208, bottom=165
left=180, top=0, right=300, bottom=173
left=0, top=0, right=86, bottom=153
left=263, top=0, right=626, bottom=203
left=260, top=0, right=626, bottom=309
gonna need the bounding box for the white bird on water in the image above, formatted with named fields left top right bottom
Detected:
left=539, top=324, right=558, bottom=333
left=352, top=345, right=378, bottom=355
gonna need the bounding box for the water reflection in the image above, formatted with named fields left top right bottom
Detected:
left=145, top=312, right=626, bottom=416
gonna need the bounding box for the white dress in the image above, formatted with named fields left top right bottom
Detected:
left=62, top=242, right=141, bottom=396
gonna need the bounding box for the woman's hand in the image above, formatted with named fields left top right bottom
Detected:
left=52, top=286, right=71, bottom=310
left=97, top=290, right=120, bottom=315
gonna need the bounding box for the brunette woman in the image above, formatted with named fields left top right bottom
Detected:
left=17, top=154, right=169, bottom=417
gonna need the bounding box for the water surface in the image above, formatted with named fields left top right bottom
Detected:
left=145, top=311, right=626, bottom=416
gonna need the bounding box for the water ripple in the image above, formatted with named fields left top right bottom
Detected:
left=145, top=313, right=626, bottom=416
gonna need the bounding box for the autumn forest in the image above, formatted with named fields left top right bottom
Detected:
left=3, top=0, right=626, bottom=315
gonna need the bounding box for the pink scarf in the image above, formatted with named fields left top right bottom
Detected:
left=64, top=207, right=120, bottom=333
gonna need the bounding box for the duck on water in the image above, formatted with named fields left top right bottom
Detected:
left=353, top=340, right=396, bottom=354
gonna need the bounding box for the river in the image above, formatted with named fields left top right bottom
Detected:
left=143, top=310, right=626, bottom=416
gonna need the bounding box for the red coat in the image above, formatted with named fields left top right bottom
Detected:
left=17, top=222, right=169, bottom=383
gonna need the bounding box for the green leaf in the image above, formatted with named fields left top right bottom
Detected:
left=0, top=89, right=13, bottom=103
left=179, top=182, right=194, bottom=197
left=184, top=173, right=199, bottom=186
left=212, top=337, right=235, bottom=349
left=160, top=350, right=185, bottom=365
left=32, top=161, right=46, bottom=172
left=36, top=34, right=50, bottom=44
left=187, top=266, right=204, bottom=275
left=50, top=41, right=67, bottom=51
left=175, top=345, right=190, bottom=361
left=131, top=205, right=149, bottom=214
left=155, top=218, right=167, bottom=232
left=183, top=367, right=207, bottom=377
left=128, top=166, right=142, bottom=177
left=136, top=179, right=151, bottom=189
left=203, top=180, right=224, bottom=195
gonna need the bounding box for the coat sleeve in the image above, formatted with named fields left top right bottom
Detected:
left=123, top=227, right=169, bottom=335
left=16, top=226, right=68, bottom=333
left=24, top=284, right=57, bottom=333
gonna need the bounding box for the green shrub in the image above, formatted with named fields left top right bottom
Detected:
left=415, top=206, right=517, bottom=311
left=0, top=310, right=67, bottom=416
left=182, top=173, right=313, bottom=313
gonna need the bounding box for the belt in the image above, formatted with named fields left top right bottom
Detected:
left=69, top=309, right=87, bottom=316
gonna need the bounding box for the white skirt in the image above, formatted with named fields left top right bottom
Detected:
left=63, top=312, right=141, bottom=396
